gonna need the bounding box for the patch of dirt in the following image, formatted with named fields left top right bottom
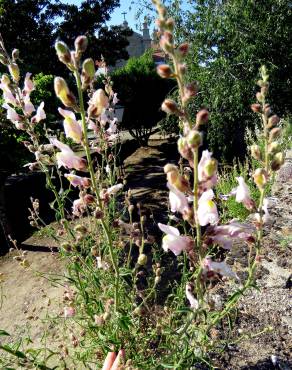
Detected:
left=0, top=247, right=65, bottom=348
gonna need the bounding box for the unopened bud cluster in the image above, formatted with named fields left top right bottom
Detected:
left=250, top=65, right=284, bottom=182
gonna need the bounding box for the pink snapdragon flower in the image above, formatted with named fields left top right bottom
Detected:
left=88, top=89, right=109, bottom=117
left=254, top=198, right=271, bottom=224
left=203, top=256, right=238, bottom=280
left=197, top=189, right=219, bottom=226
left=31, top=102, right=46, bottom=123
left=105, top=183, right=123, bottom=196
left=206, top=220, right=255, bottom=249
left=167, top=182, right=190, bottom=215
left=23, top=72, right=35, bottom=95
left=50, top=138, right=87, bottom=171
left=2, top=103, right=20, bottom=123
left=23, top=95, right=35, bottom=116
left=198, top=150, right=217, bottom=189
left=232, top=177, right=255, bottom=210
left=106, top=118, right=118, bottom=136
left=0, top=77, right=17, bottom=105
left=158, top=223, right=192, bottom=256
left=113, top=93, right=119, bottom=105
left=64, top=173, right=91, bottom=188
left=72, top=198, right=86, bottom=217
left=58, top=108, right=82, bottom=143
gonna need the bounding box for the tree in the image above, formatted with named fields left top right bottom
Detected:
left=183, top=0, right=292, bottom=161
left=111, top=51, right=175, bottom=145
left=0, top=0, right=131, bottom=74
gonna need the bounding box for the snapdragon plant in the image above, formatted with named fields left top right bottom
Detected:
left=0, top=2, right=285, bottom=366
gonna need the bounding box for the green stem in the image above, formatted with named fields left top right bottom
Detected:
left=74, top=70, right=120, bottom=311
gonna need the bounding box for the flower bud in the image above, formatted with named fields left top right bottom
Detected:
left=137, top=253, right=147, bottom=266
left=0, top=53, right=8, bottom=65
left=157, top=64, right=172, bottom=78
left=271, top=152, right=284, bottom=171
left=54, top=77, right=77, bottom=108
left=196, top=109, right=209, bottom=126
left=183, top=82, right=198, bottom=101
left=269, top=127, right=281, bottom=142
left=81, top=58, right=95, bottom=84
left=165, top=17, right=175, bottom=31
left=204, top=159, right=217, bottom=177
left=256, top=92, right=264, bottom=103
left=263, top=104, right=272, bottom=116
left=74, top=36, right=88, bottom=53
left=178, top=63, right=187, bottom=75
left=12, top=49, right=19, bottom=61
left=154, top=276, right=161, bottom=285
left=88, top=89, right=109, bottom=117
left=156, top=267, right=161, bottom=276
left=268, top=141, right=281, bottom=154
left=250, top=144, right=261, bottom=160
left=187, top=130, right=202, bottom=148
left=55, top=41, right=72, bottom=65
left=178, top=42, right=189, bottom=57
left=260, top=65, right=269, bottom=82
left=253, top=168, right=268, bottom=189
left=161, top=99, right=180, bottom=115
left=251, top=104, right=261, bottom=113
left=164, top=163, right=178, bottom=174
left=8, top=63, right=20, bottom=82
left=160, top=36, right=173, bottom=54
left=267, top=115, right=280, bottom=128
